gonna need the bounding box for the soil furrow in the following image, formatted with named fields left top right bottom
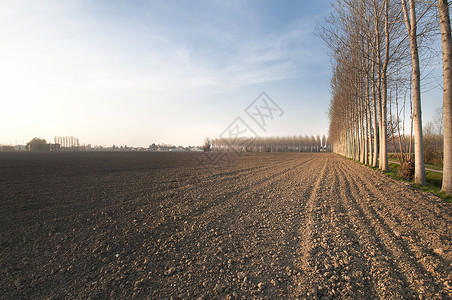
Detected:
left=336, top=157, right=451, bottom=298
left=2, top=153, right=452, bottom=299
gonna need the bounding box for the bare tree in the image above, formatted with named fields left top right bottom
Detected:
left=203, top=138, right=212, bottom=152
left=438, top=0, right=452, bottom=193
left=26, top=138, right=48, bottom=152
left=401, top=0, right=426, bottom=184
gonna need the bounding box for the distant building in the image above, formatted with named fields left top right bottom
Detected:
left=169, top=147, right=187, bottom=152
left=78, top=144, right=92, bottom=151
left=50, top=144, right=61, bottom=152
left=28, top=143, right=50, bottom=152
left=0, top=145, right=15, bottom=151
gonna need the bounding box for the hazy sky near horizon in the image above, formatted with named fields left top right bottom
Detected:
left=0, top=1, right=443, bottom=147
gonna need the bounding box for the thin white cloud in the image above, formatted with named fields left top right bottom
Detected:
left=0, top=0, right=332, bottom=146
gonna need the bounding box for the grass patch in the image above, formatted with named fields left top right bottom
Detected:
left=388, top=153, right=444, bottom=170
left=386, top=162, right=451, bottom=202
left=425, top=170, right=443, bottom=188
left=389, top=164, right=452, bottom=202
left=338, top=154, right=452, bottom=203
left=425, top=163, right=443, bottom=170
left=413, top=184, right=452, bottom=202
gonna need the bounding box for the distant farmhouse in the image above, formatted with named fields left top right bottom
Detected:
left=28, top=143, right=50, bottom=152
left=0, top=145, right=15, bottom=151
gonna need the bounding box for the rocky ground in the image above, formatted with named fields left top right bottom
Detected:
left=0, top=152, right=451, bottom=299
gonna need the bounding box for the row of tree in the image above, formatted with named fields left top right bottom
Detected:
left=206, top=135, right=330, bottom=152
left=323, top=0, right=451, bottom=193
left=54, top=136, right=80, bottom=151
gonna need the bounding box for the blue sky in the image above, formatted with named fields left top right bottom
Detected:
left=0, top=1, right=443, bottom=147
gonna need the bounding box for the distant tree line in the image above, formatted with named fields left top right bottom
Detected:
left=54, top=136, right=80, bottom=151
left=208, top=135, right=330, bottom=152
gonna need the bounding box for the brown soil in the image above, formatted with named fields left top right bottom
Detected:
left=0, top=152, right=451, bottom=299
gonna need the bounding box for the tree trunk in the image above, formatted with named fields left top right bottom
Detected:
left=402, top=0, right=426, bottom=185
left=379, top=0, right=390, bottom=171
left=373, top=1, right=386, bottom=170
left=380, top=77, right=389, bottom=171
left=439, top=0, right=452, bottom=193
left=372, top=59, right=379, bottom=167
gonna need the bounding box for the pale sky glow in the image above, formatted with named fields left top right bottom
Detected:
left=0, top=1, right=442, bottom=147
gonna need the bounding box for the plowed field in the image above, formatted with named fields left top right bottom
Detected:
left=1, top=152, right=451, bottom=299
